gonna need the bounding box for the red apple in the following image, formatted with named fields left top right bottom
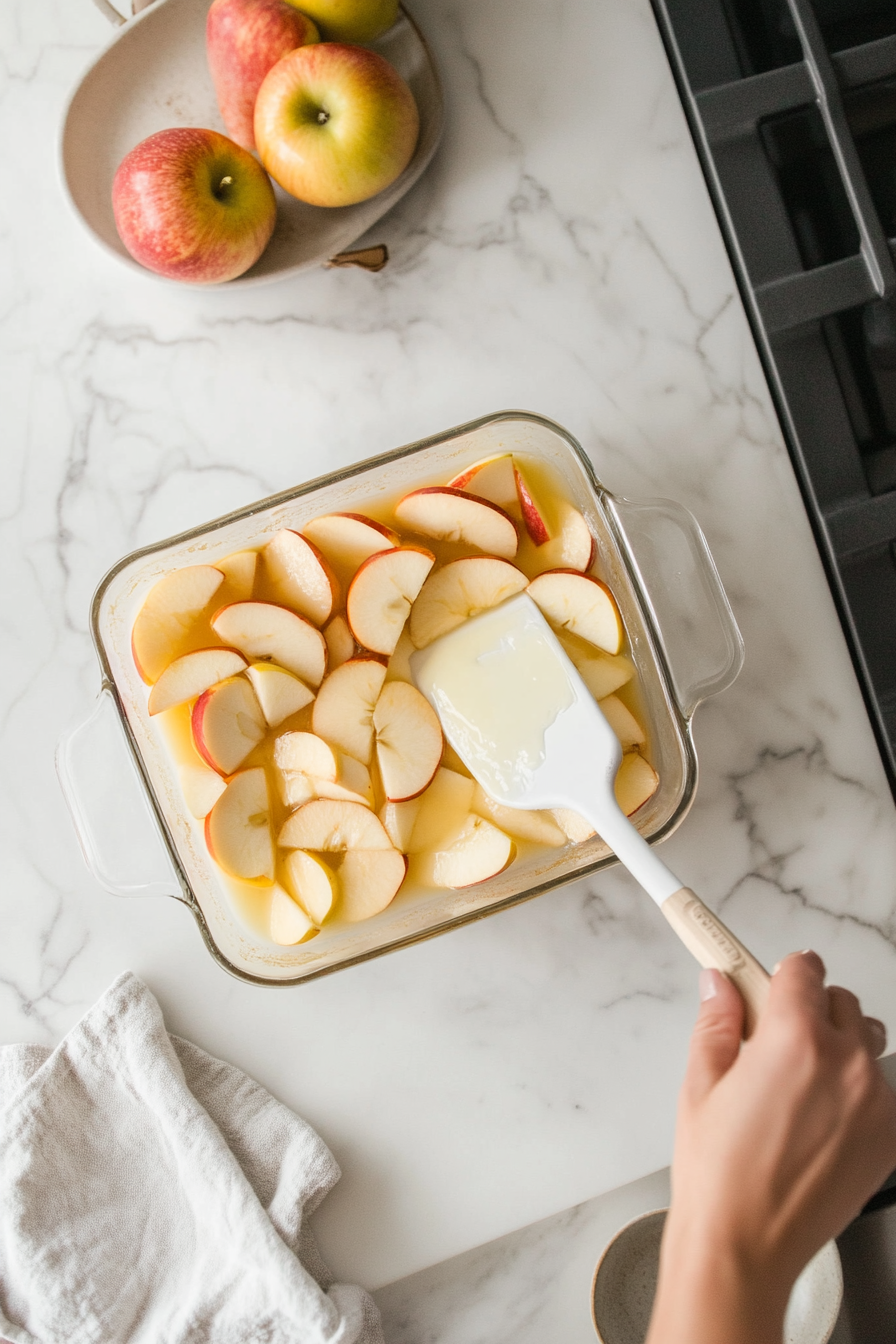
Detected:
left=254, top=44, right=419, bottom=207
left=112, top=128, right=277, bottom=284
left=207, top=0, right=320, bottom=152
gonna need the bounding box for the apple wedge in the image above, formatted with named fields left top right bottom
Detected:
left=447, top=454, right=518, bottom=509
left=615, top=752, right=659, bottom=816
left=216, top=550, right=257, bottom=602
left=409, top=556, right=528, bottom=648
left=274, top=731, right=373, bottom=806
left=324, top=615, right=355, bottom=670
left=311, top=657, right=387, bottom=764
left=279, top=798, right=393, bottom=850
left=347, top=546, right=435, bottom=656
left=513, top=463, right=551, bottom=546
left=147, top=646, right=247, bottom=715
left=559, top=634, right=634, bottom=700
left=263, top=529, right=338, bottom=626
left=270, top=884, right=318, bottom=945
left=379, top=798, right=421, bottom=852
left=406, top=768, right=474, bottom=852
left=394, top=488, right=519, bottom=559
left=373, top=681, right=443, bottom=802
left=471, top=784, right=567, bottom=847
left=282, top=849, right=336, bottom=925
left=205, top=767, right=274, bottom=880
left=211, top=602, right=327, bottom=687
left=385, top=626, right=415, bottom=683
left=302, top=512, right=398, bottom=576
left=277, top=772, right=317, bottom=808
left=340, top=848, right=407, bottom=922
left=551, top=808, right=595, bottom=842
left=413, top=815, right=514, bottom=889
left=528, top=501, right=595, bottom=574
left=179, top=763, right=227, bottom=819
left=132, top=564, right=224, bottom=683
left=599, top=694, right=647, bottom=751
left=192, top=676, right=266, bottom=774
left=245, top=662, right=314, bottom=727
left=527, top=570, right=623, bottom=655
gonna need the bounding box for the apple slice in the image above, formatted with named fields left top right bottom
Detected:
left=413, top=815, right=514, bottom=889
left=528, top=501, right=594, bottom=574
left=471, top=784, right=567, bottom=847
left=551, top=808, right=595, bottom=842
left=324, top=615, right=355, bottom=670
left=205, top=767, right=274, bottom=880
left=211, top=602, right=327, bottom=687
left=132, top=564, right=224, bottom=683
left=385, top=626, right=415, bottom=684
left=274, top=731, right=373, bottom=806
left=527, top=570, right=623, bottom=654
left=278, top=772, right=317, bottom=808
left=347, top=546, right=435, bottom=655
left=245, top=662, right=314, bottom=727
left=407, top=768, right=474, bottom=852
left=394, top=488, right=519, bottom=559
left=279, top=798, right=392, bottom=850
left=373, top=680, right=443, bottom=801
left=179, top=763, right=227, bottom=819
left=340, top=848, right=407, bottom=922
left=559, top=634, right=634, bottom=700
left=192, top=676, right=266, bottom=774
left=147, top=646, right=247, bottom=715
left=282, top=849, right=336, bottom=924
left=302, top=512, right=398, bottom=576
left=380, top=798, right=421, bottom=851
left=513, top=462, right=551, bottom=546
left=270, top=884, right=318, bottom=945
left=599, top=694, right=646, bottom=751
left=615, top=752, right=659, bottom=816
left=216, top=550, right=257, bottom=602
left=263, top=529, right=338, bottom=626
left=311, top=657, right=387, bottom=764
left=448, top=454, right=518, bottom=509
left=409, top=556, right=528, bottom=649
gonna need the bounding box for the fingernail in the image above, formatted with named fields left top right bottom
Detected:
left=699, top=969, right=719, bottom=1002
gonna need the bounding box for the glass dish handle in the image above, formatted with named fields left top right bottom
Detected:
left=608, top=496, right=745, bottom=720
left=56, top=687, right=183, bottom=899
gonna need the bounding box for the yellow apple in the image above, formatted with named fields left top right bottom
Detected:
left=284, top=0, right=398, bottom=44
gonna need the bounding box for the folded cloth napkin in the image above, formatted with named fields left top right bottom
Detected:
left=0, top=972, right=384, bottom=1344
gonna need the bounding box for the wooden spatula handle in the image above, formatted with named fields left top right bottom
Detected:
left=662, top=888, right=770, bottom=1037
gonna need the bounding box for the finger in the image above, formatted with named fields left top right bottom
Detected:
left=683, top=969, right=744, bottom=1104
left=827, top=985, right=864, bottom=1036
left=866, top=1017, right=888, bottom=1058
left=768, top=950, right=828, bottom=1024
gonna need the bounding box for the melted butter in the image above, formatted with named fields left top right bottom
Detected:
left=412, top=597, right=574, bottom=798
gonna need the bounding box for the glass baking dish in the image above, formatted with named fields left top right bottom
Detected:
left=57, top=411, right=744, bottom=986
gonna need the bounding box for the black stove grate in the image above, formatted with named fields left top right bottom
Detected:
left=651, top=0, right=896, bottom=799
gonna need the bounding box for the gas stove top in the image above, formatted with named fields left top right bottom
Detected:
left=651, top=0, right=896, bottom=802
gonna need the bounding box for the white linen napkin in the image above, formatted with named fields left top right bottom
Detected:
left=0, top=972, right=384, bottom=1344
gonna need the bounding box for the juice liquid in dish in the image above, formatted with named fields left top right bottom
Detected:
left=139, top=453, right=658, bottom=946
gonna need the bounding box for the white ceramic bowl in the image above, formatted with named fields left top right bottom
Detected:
left=59, top=0, right=444, bottom=286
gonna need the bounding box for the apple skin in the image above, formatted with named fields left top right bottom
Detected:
left=284, top=0, right=398, bottom=43
left=112, top=128, right=277, bottom=284
left=207, top=0, right=320, bottom=152
left=254, top=43, right=419, bottom=207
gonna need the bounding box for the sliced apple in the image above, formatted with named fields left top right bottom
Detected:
left=324, top=615, right=355, bottom=670
left=311, top=657, right=387, bottom=764
left=385, top=626, right=415, bottom=683
left=147, top=646, right=248, bottom=715
left=514, top=462, right=551, bottom=546
left=448, top=454, right=518, bottom=509
left=132, top=565, right=224, bottom=683
left=615, top=752, right=659, bottom=816
left=471, top=784, right=567, bottom=847
left=407, top=768, right=474, bottom=852
left=373, top=680, right=443, bottom=801
left=413, top=814, right=514, bottom=889
left=347, top=546, right=435, bottom=656
left=275, top=730, right=338, bottom=779
left=278, top=772, right=317, bottom=808
left=179, top=763, right=227, bottom=819
left=270, top=883, right=318, bottom=945
left=205, top=767, right=274, bottom=880
left=409, top=556, right=528, bottom=648
left=599, top=694, right=647, bottom=751
left=528, top=501, right=595, bottom=574
left=279, top=798, right=392, bottom=850
left=274, top=731, right=373, bottom=806
left=315, top=753, right=374, bottom=806
left=380, top=798, right=421, bottom=851
left=192, top=676, right=266, bottom=775
left=245, top=662, right=314, bottom=727
left=282, top=849, right=336, bottom=925
left=340, top=848, right=407, bottom=922
left=302, top=512, right=398, bottom=577
left=216, top=550, right=257, bottom=602
left=527, top=570, right=623, bottom=654
left=551, top=808, right=595, bottom=842
left=559, top=634, right=634, bottom=700
left=394, top=487, right=519, bottom=559
left=263, top=529, right=338, bottom=626
left=211, top=602, right=327, bottom=687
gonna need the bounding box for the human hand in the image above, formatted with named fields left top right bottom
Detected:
left=646, top=952, right=896, bottom=1344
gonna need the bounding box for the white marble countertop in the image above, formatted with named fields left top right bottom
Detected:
left=4, top=0, right=896, bottom=1305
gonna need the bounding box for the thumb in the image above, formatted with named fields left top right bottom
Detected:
left=682, top=969, right=745, bottom=1105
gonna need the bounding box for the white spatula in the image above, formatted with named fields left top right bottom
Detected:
left=412, top=593, right=769, bottom=1034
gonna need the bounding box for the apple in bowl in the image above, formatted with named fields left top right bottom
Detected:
left=254, top=43, right=419, bottom=207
